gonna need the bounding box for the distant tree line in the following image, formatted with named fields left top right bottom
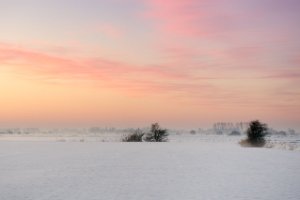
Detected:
left=213, top=122, right=249, bottom=132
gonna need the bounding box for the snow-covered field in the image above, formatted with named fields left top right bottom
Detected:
left=1, top=135, right=300, bottom=200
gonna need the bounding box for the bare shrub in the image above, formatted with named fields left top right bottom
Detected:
left=122, top=129, right=144, bottom=142
left=144, top=123, right=168, bottom=142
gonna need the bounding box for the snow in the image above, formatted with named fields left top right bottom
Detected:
left=1, top=137, right=300, bottom=200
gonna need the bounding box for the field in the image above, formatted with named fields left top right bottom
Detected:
left=1, top=134, right=300, bottom=200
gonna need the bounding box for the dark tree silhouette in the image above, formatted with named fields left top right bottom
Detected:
left=242, top=120, right=268, bottom=147
left=144, top=123, right=168, bottom=142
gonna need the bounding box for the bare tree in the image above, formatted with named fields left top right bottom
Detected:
left=144, top=123, right=168, bottom=142
left=122, top=129, right=144, bottom=142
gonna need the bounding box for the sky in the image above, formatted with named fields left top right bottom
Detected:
left=0, top=0, right=299, bottom=129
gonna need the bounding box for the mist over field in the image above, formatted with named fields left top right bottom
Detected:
left=1, top=123, right=299, bottom=150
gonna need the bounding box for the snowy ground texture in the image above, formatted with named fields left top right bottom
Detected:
left=1, top=135, right=300, bottom=200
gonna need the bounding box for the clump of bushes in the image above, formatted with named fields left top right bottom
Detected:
left=122, top=129, right=144, bottom=142
left=144, top=123, right=169, bottom=142
left=240, top=120, right=268, bottom=147
left=121, top=123, right=169, bottom=142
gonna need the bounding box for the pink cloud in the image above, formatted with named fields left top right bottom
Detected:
left=144, top=0, right=208, bottom=37
left=1, top=42, right=299, bottom=113
left=141, top=0, right=238, bottom=73
left=142, top=0, right=297, bottom=70
left=0, top=44, right=204, bottom=94
left=143, top=0, right=240, bottom=40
